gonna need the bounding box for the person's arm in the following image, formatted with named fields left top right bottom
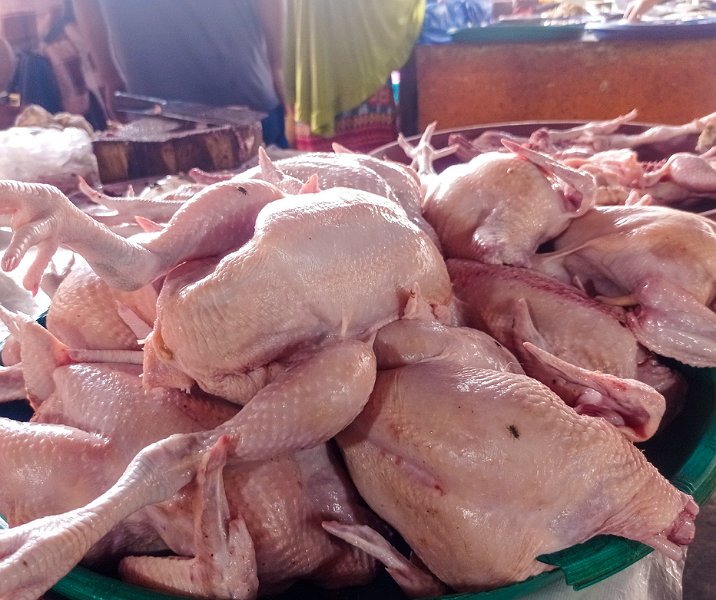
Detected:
left=72, top=0, right=126, bottom=118
left=0, top=37, right=16, bottom=92
left=255, top=0, right=288, bottom=113
left=623, top=0, right=661, bottom=21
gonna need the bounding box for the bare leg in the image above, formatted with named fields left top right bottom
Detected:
left=505, top=300, right=664, bottom=442
left=521, top=342, right=665, bottom=442
left=78, top=176, right=185, bottom=223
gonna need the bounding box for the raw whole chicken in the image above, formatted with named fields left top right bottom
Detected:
left=640, top=150, right=716, bottom=197
left=172, top=146, right=436, bottom=244
left=440, top=111, right=716, bottom=208
left=449, top=110, right=716, bottom=160
left=423, top=142, right=596, bottom=266
left=143, top=184, right=451, bottom=401
left=563, top=148, right=716, bottom=206
left=533, top=205, right=716, bottom=367
left=0, top=177, right=452, bottom=599
left=239, top=146, right=440, bottom=248
left=45, top=257, right=157, bottom=351
left=448, top=260, right=676, bottom=441
left=0, top=179, right=451, bottom=398
left=446, top=111, right=640, bottom=159
left=0, top=318, right=382, bottom=599
left=336, top=318, right=698, bottom=592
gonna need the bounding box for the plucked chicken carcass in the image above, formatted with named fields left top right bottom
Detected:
left=422, top=141, right=596, bottom=266
left=0, top=178, right=451, bottom=397
left=239, top=146, right=441, bottom=248
left=448, top=110, right=640, bottom=159
left=448, top=110, right=716, bottom=160
left=639, top=149, right=716, bottom=201
left=0, top=176, right=452, bottom=599
left=563, top=148, right=716, bottom=206
left=0, top=316, right=382, bottom=599
left=448, top=260, right=679, bottom=441
left=0, top=121, right=710, bottom=600
left=73, top=145, right=440, bottom=246
left=441, top=112, right=716, bottom=207
left=533, top=204, right=716, bottom=367
left=334, top=317, right=697, bottom=593
left=44, top=257, right=157, bottom=351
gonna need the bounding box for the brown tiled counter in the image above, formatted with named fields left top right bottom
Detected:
left=415, top=37, right=716, bottom=129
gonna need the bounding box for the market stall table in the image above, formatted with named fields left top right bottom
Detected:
left=414, top=35, right=716, bottom=129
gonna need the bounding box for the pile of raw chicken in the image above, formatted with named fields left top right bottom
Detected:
left=0, top=109, right=715, bottom=600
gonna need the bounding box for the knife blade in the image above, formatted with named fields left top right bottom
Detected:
left=114, top=92, right=267, bottom=127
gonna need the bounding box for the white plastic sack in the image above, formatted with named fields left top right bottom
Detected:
left=0, top=125, right=99, bottom=194
left=525, top=552, right=683, bottom=600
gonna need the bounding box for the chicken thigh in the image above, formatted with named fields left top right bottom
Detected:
left=336, top=318, right=697, bottom=592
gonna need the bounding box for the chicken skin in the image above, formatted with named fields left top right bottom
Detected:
left=336, top=319, right=697, bottom=592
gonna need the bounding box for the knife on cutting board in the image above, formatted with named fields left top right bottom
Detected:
left=113, top=92, right=267, bottom=127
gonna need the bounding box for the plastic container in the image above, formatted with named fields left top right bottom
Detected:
left=9, top=366, right=708, bottom=600
left=2, top=126, right=715, bottom=597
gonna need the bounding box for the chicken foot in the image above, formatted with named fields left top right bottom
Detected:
left=119, top=437, right=259, bottom=600
left=397, top=121, right=458, bottom=181
left=0, top=179, right=284, bottom=292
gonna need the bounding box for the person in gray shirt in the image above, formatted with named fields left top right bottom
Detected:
left=74, top=0, right=288, bottom=146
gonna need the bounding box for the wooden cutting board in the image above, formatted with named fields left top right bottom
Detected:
left=92, top=117, right=262, bottom=184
